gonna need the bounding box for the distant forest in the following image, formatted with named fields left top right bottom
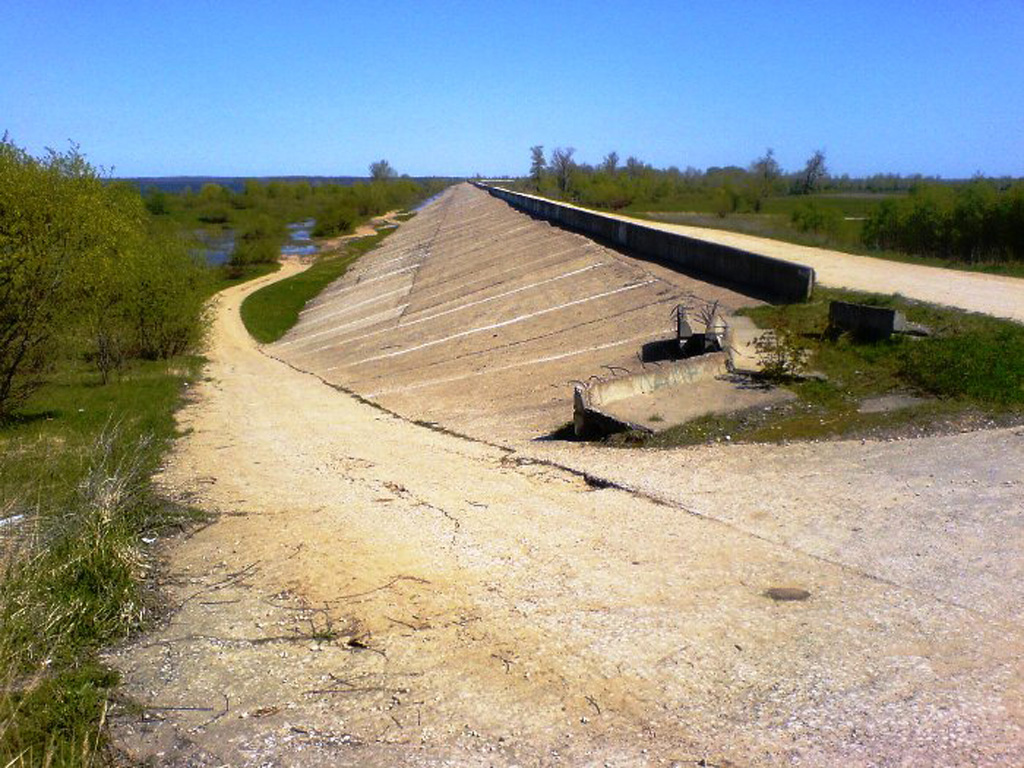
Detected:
left=515, top=147, right=1024, bottom=266
left=122, top=175, right=458, bottom=194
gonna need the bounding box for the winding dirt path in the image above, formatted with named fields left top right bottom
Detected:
left=108, top=256, right=1024, bottom=766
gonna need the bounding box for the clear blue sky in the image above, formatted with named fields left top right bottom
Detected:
left=3, top=0, right=1022, bottom=178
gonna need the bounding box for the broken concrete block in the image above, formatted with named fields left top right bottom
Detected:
left=829, top=301, right=906, bottom=340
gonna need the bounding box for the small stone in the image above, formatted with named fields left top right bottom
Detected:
left=765, top=586, right=811, bottom=601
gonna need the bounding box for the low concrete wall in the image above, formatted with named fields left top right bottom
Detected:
left=574, top=352, right=729, bottom=437
left=475, top=183, right=815, bottom=303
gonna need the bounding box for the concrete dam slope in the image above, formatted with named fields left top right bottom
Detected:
left=272, top=183, right=758, bottom=442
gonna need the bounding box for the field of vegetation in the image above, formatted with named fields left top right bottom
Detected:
left=515, top=147, right=1024, bottom=276
left=0, top=138, right=443, bottom=765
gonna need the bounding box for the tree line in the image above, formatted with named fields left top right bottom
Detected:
left=145, top=161, right=444, bottom=275
left=0, top=140, right=447, bottom=419
left=521, top=145, right=1024, bottom=263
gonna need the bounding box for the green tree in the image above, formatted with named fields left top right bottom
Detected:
left=529, top=145, right=546, bottom=189
left=0, top=138, right=116, bottom=414
left=369, top=159, right=397, bottom=181
left=798, top=149, right=828, bottom=194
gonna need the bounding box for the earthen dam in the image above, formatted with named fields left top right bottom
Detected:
left=272, top=183, right=771, bottom=443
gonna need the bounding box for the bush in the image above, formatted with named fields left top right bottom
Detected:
left=0, top=137, right=210, bottom=405
left=0, top=139, right=114, bottom=415
left=790, top=201, right=841, bottom=238
left=863, top=181, right=1024, bottom=262
left=230, top=216, right=286, bottom=267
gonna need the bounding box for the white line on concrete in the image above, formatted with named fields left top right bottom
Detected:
left=294, top=286, right=412, bottom=330
left=401, top=245, right=582, bottom=311
left=364, top=331, right=669, bottom=397
left=331, top=280, right=656, bottom=369
left=302, top=265, right=418, bottom=311
left=283, top=263, right=607, bottom=353
left=281, top=305, right=409, bottom=350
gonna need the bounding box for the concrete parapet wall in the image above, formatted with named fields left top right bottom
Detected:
left=574, top=352, right=729, bottom=437
left=475, top=183, right=814, bottom=303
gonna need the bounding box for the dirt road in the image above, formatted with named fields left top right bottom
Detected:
left=108, top=255, right=1024, bottom=766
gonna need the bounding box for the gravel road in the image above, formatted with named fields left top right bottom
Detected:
left=108, top=258, right=1024, bottom=766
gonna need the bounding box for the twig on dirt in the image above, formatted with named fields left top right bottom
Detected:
left=191, top=693, right=231, bottom=732
left=335, top=575, right=430, bottom=601
left=143, top=705, right=215, bottom=712
left=385, top=615, right=422, bottom=631
left=491, top=653, right=514, bottom=673
left=585, top=695, right=601, bottom=715
left=178, top=560, right=260, bottom=607
left=602, top=365, right=631, bottom=376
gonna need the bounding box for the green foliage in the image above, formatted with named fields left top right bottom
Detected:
left=742, top=288, right=1024, bottom=408
left=1, top=663, right=118, bottom=765
left=752, top=327, right=811, bottom=381
left=230, top=215, right=287, bottom=269
left=899, top=329, right=1024, bottom=406
left=863, top=181, right=1024, bottom=262
left=790, top=201, right=842, bottom=238
left=0, top=138, right=209, bottom=409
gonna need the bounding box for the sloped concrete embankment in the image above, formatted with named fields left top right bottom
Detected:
left=476, top=183, right=815, bottom=303
left=271, top=184, right=760, bottom=442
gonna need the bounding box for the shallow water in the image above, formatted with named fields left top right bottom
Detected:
left=282, top=219, right=318, bottom=256
left=193, top=219, right=319, bottom=263
left=192, top=229, right=235, bottom=265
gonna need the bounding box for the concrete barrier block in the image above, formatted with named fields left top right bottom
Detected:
left=829, top=301, right=906, bottom=339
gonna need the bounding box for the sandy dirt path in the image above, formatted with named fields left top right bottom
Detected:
left=498, top=190, right=1024, bottom=323
left=108, top=260, right=1024, bottom=766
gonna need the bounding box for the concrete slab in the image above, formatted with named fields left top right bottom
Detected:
left=602, top=375, right=795, bottom=431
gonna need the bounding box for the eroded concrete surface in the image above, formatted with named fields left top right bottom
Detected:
left=108, top=189, right=1024, bottom=766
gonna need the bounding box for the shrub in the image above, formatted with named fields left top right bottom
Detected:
left=790, top=201, right=841, bottom=238
left=753, top=327, right=811, bottom=381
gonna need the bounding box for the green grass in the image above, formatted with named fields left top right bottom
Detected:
left=611, top=288, right=1024, bottom=447
left=0, top=264, right=274, bottom=766
left=240, top=227, right=396, bottom=344
left=1, top=357, right=203, bottom=765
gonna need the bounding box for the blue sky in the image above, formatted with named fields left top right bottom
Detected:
left=2, top=1, right=1022, bottom=178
